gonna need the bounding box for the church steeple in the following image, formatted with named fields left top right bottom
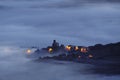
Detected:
left=52, top=40, right=59, bottom=50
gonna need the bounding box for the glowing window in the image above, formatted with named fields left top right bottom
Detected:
left=65, top=46, right=71, bottom=51
left=48, top=48, right=53, bottom=53
left=75, top=46, right=79, bottom=51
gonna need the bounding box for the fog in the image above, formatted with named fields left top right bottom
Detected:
left=0, top=0, right=120, bottom=80
left=0, top=46, right=120, bottom=80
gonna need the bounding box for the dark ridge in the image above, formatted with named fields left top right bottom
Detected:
left=88, top=42, right=120, bottom=59
left=38, top=41, right=120, bottom=62
left=32, top=40, right=120, bottom=75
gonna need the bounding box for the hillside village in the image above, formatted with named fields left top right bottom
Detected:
left=27, top=40, right=120, bottom=64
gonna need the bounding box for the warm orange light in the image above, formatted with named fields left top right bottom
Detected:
left=80, top=48, right=87, bottom=53
left=89, top=54, right=93, bottom=58
left=48, top=48, right=53, bottom=53
left=81, top=48, right=84, bottom=52
left=75, top=46, right=79, bottom=51
left=65, top=46, right=71, bottom=51
left=26, top=49, right=31, bottom=54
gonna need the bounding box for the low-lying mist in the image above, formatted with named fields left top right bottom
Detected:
left=0, top=46, right=120, bottom=80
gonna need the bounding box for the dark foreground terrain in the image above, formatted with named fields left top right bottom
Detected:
left=37, top=42, right=120, bottom=75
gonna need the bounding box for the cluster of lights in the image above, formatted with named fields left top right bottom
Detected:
left=77, top=54, right=93, bottom=59
left=65, top=45, right=93, bottom=59
left=26, top=46, right=93, bottom=59
left=66, top=45, right=88, bottom=53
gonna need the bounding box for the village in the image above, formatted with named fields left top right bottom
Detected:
left=26, top=40, right=120, bottom=64
left=27, top=40, right=94, bottom=61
